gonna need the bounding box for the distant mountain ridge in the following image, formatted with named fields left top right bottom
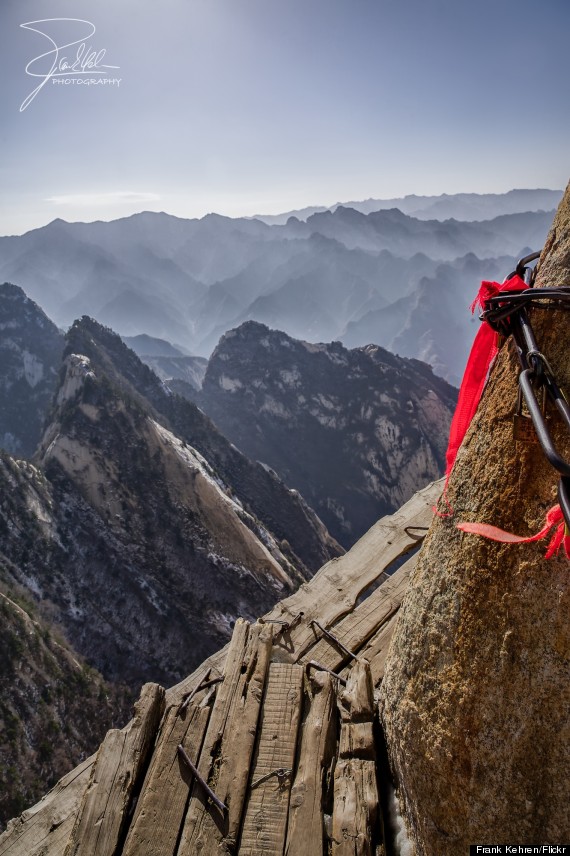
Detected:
left=0, top=197, right=555, bottom=382
left=252, top=188, right=563, bottom=225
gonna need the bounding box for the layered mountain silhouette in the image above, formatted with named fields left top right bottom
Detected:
left=0, top=191, right=557, bottom=382
left=123, top=334, right=208, bottom=390
left=252, top=188, right=563, bottom=224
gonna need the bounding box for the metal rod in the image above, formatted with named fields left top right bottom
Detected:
left=251, top=767, right=293, bottom=789
left=179, top=667, right=211, bottom=712
left=520, top=370, right=570, bottom=477
left=177, top=744, right=228, bottom=814
left=310, top=620, right=358, bottom=661
left=262, top=610, right=304, bottom=636
left=306, top=660, right=347, bottom=686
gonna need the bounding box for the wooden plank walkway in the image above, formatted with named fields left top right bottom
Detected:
left=0, top=478, right=441, bottom=856
left=239, top=663, right=304, bottom=855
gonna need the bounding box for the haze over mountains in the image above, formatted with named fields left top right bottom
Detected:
left=0, top=189, right=560, bottom=824
left=252, top=188, right=563, bottom=225
left=0, top=190, right=559, bottom=385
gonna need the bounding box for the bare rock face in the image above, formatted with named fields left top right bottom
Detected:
left=380, top=182, right=570, bottom=853
left=188, top=321, right=457, bottom=547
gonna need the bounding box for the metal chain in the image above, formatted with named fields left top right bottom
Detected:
left=480, top=252, right=570, bottom=527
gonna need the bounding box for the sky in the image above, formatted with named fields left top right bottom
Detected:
left=1, top=0, right=568, bottom=235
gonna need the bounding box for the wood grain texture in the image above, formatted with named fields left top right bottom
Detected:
left=64, top=683, right=164, bottom=856
left=0, top=756, right=94, bottom=856
left=332, top=760, right=378, bottom=856
left=177, top=621, right=273, bottom=854
left=285, top=672, right=337, bottom=856
left=238, top=663, right=304, bottom=856
left=332, top=660, right=379, bottom=856
left=301, top=556, right=415, bottom=671
left=261, top=480, right=440, bottom=664
left=357, top=612, right=400, bottom=686
left=122, top=700, right=211, bottom=856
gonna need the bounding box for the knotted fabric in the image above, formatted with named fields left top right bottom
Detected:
left=443, top=273, right=569, bottom=559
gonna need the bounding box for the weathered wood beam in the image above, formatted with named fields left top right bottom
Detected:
left=177, top=620, right=273, bottom=853
left=121, top=700, right=211, bottom=856
left=301, top=555, right=415, bottom=671
left=0, top=756, right=94, bottom=856
left=64, top=683, right=165, bottom=856
left=238, top=663, right=304, bottom=855
left=285, top=671, right=337, bottom=856
left=332, top=660, right=380, bottom=856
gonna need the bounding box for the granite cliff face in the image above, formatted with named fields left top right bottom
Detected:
left=0, top=312, right=341, bottom=690
left=380, top=185, right=570, bottom=852
left=0, top=283, right=64, bottom=456
left=184, top=322, right=456, bottom=547
left=63, top=317, right=341, bottom=573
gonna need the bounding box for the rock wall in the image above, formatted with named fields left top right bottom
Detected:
left=380, top=182, right=570, bottom=853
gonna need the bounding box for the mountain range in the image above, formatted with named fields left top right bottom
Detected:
left=0, top=188, right=559, bottom=825
left=252, top=188, right=563, bottom=224
left=0, top=281, right=458, bottom=823
left=0, top=190, right=559, bottom=384
left=174, top=321, right=456, bottom=546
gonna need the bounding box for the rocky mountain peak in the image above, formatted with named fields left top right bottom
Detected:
left=55, top=353, right=95, bottom=405
left=194, top=322, right=457, bottom=546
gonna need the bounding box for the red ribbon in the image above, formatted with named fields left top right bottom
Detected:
left=445, top=273, right=527, bottom=476
left=458, top=505, right=570, bottom=560
left=441, top=274, right=568, bottom=560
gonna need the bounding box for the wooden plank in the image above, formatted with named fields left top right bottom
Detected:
left=332, top=661, right=380, bottom=856
left=358, top=613, right=400, bottom=687
left=300, top=555, right=416, bottom=671
left=121, top=700, right=211, bottom=856
left=266, top=479, right=440, bottom=664
left=339, top=723, right=375, bottom=761
left=285, top=671, right=337, bottom=856
left=238, top=663, right=304, bottom=856
left=331, top=760, right=378, bottom=856
left=0, top=756, right=94, bottom=856
left=166, top=646, right=227, bottom=707
left=64, top=683, right=165, bottom=856
left=177, top=621, right=273, bottom=854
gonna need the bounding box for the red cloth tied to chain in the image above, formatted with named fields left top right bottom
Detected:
left=444, top=273, right=570, bottom=559
left=445, top=273, right=527, bottom=475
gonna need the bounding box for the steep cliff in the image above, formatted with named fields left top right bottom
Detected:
left=0, top=283, right=64, bottom=457
left=381, top=184, right=570, bottom=851
left=182, top=322, right=456, bottom=546
left=64, top=317, right=341, bottom=572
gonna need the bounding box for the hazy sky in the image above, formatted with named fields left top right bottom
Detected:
left=1, top=0, right=568, bottom=235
